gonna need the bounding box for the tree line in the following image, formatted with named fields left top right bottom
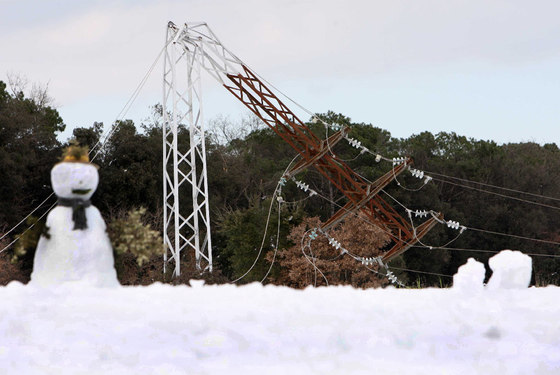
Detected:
left=1, top=79, right=559, bottom=287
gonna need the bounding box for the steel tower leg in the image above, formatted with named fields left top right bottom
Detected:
left=162, top=23, right=213, bottom=276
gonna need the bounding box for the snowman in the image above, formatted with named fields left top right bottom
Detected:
left=30, top=145, right=119, bottom=287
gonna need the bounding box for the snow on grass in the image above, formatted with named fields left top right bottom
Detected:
left=0, top=251, right=559, bottom=374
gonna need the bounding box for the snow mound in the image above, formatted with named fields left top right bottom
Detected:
left=453, top=257, right=485, bottom=291
left=487, top=250, right=532, bottom=290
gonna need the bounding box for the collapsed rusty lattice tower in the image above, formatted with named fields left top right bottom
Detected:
left=162, top=21, right=442, bottom=275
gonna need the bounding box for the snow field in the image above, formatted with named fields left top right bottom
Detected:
left=1, top=279, right=559, bottom=374
left=0, top=250, right=558, bottom=374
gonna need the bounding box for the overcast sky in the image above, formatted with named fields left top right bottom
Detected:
left=1, top=0, right=559, bottom=144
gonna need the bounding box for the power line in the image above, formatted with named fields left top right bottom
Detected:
left=411, top=245, right=560, bottom=259
left=0, top=201, right=56, bottom=255
left=431, top=176, right=560, bottom=211
left=426, top=170, right=560, bottom=203
left=229, top=186, right=279, bottom=284
left=230, top=155, right=299, bottom=283
left=276, top=173, right=560, bottom=286
left=388, top=266, right=454, bottom=279
left=89, top=43, right=169, bottom=163
left=300, top=229, right=330, bottom=287
left=467, top=226, right=560, bottom=246
left=379, top=187, right=560, bottom=247
left=297, top=175, right=560, bottom=254
left=260, top=198, right=282, bottom=283
left=0, top=194, right=54, bottom=243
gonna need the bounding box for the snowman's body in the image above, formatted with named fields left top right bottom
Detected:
left=31, top=161, right=119, bottom=287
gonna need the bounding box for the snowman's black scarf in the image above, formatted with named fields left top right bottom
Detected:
left=57, top=198, right=91, bottom=230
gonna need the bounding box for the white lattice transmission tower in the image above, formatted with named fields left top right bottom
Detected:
left=162, top=22, right=213, bottom=276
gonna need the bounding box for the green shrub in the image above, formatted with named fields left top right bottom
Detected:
left=11, top=216, right=45, bottom=265
left=108, top=207, right=163, bottom=266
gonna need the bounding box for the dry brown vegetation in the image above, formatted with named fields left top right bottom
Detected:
left=268, top=214, right=393, bottom=288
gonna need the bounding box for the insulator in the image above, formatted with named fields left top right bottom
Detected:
left=309, top=190, right=317, bottom=197
left=328, top=237, right=341, bottom=250
left=424, top=176, right=432, bottom=185
left=279, top=177, right=287, bottom=186
left=393, top=157, right=406, bottom=165
left=415, top=210, right=428, bottom=218
left=309, top=229, right=318, bottom=240
left=295, top=180, right=310, bottom=192
left=346, top=137, right=363, bottom=149
left=362, top=256, right=383, bottom=266
left=410, top=168, right=425, bottom=179
left=446, top=220, right=461, bottom=230
left=277, top=196, right=284, bottom=203
left=375, top=154, right=382, bottom=163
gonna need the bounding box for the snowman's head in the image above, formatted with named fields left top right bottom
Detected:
left=51, top=161, right=99, bottom=200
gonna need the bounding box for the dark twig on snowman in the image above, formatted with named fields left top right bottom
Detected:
left=30, top=143, right=119, bottom=287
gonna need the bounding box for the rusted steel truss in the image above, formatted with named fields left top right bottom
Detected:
left=224, top=65, right=442, bottom=262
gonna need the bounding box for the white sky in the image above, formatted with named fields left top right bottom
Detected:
left=1, top=0, right=559, bottom=144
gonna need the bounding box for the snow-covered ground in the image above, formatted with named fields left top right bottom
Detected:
left=1, top=254, right=559, bottom=374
